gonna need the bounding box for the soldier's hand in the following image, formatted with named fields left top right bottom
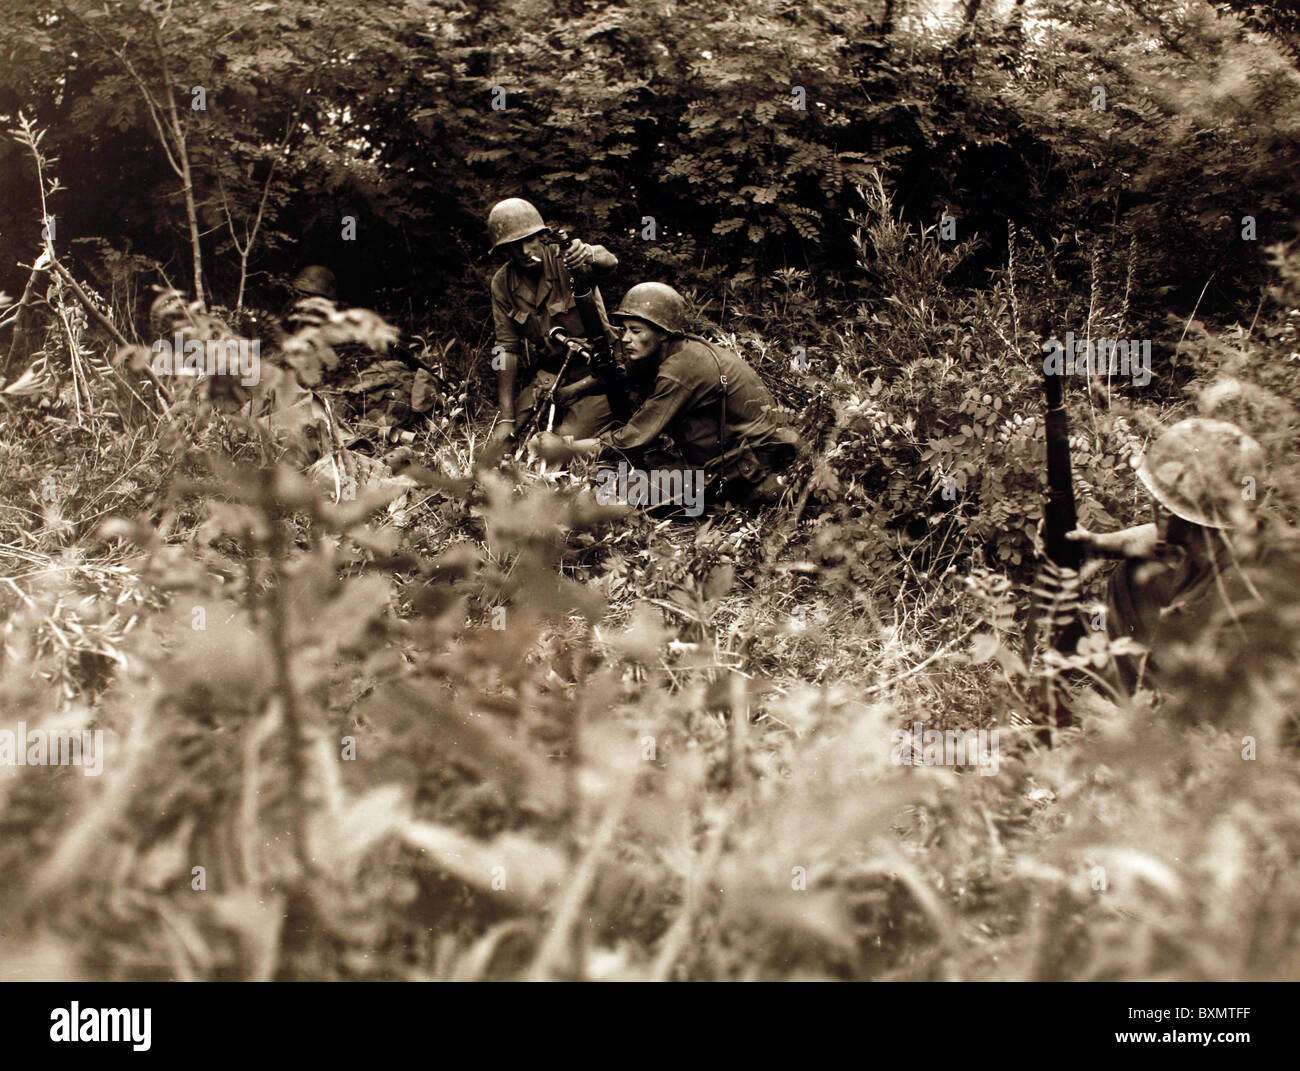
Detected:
left=1065, top=527, right=1097, bottom=546
left=553, top=381, right=590, bottom=407
left=568, top=437, right=604, bottom=459
left=383, top=445, right=417, bottom=471
left=562, top=239, right=597, bottom=274
left=529, top=431, right=574, bottom=464
left=489, top=419, right=517, bottom=446
left=1067, top=523, right=1159, bottom=559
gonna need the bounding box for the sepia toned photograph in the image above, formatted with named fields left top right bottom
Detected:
left=0, top=0, right=1296, bottom=1012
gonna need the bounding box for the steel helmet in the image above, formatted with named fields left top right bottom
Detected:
left=487, top=198, right=547, bottom=250
left=293, top=265, right=337, bottom=300
left=612, top=283, right=688, bottom=336
left=149, top=289, right=189, bottom=335
left=1135, top=417, right=1264, bottom=529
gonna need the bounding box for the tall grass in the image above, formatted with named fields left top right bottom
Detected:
left=2, top=184, right=1298, bottom=980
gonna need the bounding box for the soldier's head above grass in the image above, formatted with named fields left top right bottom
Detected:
left=292, top=265, right=337, bottom=301
left=610, top=282, right=687, bottom=365
left=1068, top=417, right=1267, bottom=566
left=487, top=197, right=550, bottom=273
left=1136, top=418, right=1264, bottom=536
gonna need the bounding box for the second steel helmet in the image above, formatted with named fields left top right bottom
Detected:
left=487, top=198, right=547, bottom=250
left=293, top=265, right=338, bottom=300
left=612, top=282, right=687, bottom=336
left=1135, top=417, right=1264, bottom=529
left=149, top=289, right=189, bottom=335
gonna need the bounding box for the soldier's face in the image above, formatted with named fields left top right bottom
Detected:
left=506, top=235, right=546, bottom=272
left=619, top=319, right=666, bottom=363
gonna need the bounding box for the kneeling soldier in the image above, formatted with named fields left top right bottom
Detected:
left=1067, top=418, right=1271, bottom=692
left=486, top=197, right=618, bottom=444
left=546, top=282, right=803, bottom=511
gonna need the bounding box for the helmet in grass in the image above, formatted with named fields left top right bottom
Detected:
left=292, top=265, right=338, bottom=300
left=1135, top=418, right=1264, bottom=529
left=149, top=289, right=190, bottom=336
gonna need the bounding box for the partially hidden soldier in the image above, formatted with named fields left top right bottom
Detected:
left=280, top=265, right=436, bottom=445
left=146, top=287, right=254, bottom=410
left=486, top=198, right=618, bottom=444
left=542, top=282, right=804, bottom=512
left=1065, top=418, right=1277, bottom=693
left=280, top=265, right=339, bottom=334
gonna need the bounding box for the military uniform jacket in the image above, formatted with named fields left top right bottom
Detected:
left=1105, top=530, right=1264, bottom=690
left=490, top=243, right=616, bottom=375
left=599, top=337, right=797, bottom=473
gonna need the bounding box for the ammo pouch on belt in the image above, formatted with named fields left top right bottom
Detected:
left=516, top=369, right=557, bottom=417
left=731, top=444, right=764, bottom=483
left=707, top=428, right=801, bottom=490
left=705, top=443, right=767, bottom=493
left=518, top=362, right=598, bottom=409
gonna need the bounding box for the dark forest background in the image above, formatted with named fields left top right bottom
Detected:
left=3, top=0, right=1298, bottom=347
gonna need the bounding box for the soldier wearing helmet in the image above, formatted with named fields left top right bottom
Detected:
left=281, top=265, right=340, bottom=334
left=486, top=198, right=618, bottom=443
left=1067, top=417, right=1268, bottom=690
left=149, top=288, right=192, bottom=338
left=542, top=282, right=803, bottom=511
left=293, top=265, right=338, bottom=301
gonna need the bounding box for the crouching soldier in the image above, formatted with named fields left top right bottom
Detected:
left=541, top=282, right=803, bottom=513
left=1066, top=418, right=1274, bottom=693
left=486, top=197, right=618, bottom=444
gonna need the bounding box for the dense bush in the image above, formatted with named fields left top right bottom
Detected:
left=3, top=1, right=1299, bottom=351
